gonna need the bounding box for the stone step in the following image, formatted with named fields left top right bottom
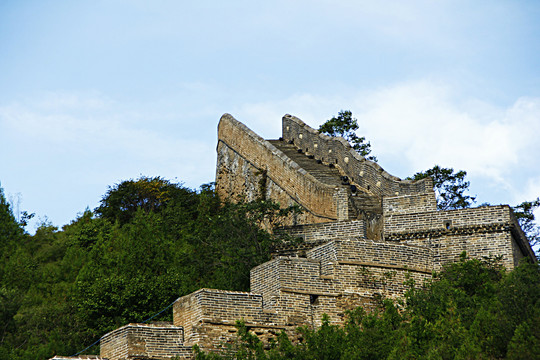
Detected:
left=269, top=139, right=383, bottom=220
left=268, top=140, right=344, bottom=186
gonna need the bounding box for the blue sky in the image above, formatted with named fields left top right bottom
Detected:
left=1, top=0, right=539, bottom=231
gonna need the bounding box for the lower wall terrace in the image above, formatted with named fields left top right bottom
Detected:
left=100, top=323, right=189, bottom=360
left=279, top=220, right=366, bottom=242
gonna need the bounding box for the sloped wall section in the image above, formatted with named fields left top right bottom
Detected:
left=216, top=113, right=433, bottom=224
left=216, top=113, right=349, bottom=223
left=281, top=114, right=432, bottom=197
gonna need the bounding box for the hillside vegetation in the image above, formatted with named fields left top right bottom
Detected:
left=0, top=177, right=538, bottom=360
left=0, top=177, right=298, bottom=359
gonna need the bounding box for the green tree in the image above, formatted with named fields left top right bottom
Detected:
left=408, top=165, right=476, bottom=210
left=95, top=176, right=197, bottom=225
left=319, top=110, right=377, bottom=162
left=0, top=184, right=25, bottom=358
left=0, top=184, right=24, bottom=248
left=512, top=198, right=540, bottom=249
left=73, top=179, right=300, bottom=352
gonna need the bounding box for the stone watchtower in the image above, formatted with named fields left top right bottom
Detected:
left=51, top=114, right=535, bottom=360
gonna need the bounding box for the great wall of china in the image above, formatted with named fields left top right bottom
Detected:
left=51, top=114, right=535, bottom=360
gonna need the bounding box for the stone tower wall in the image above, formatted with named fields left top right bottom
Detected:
left=383, top=203, right=534, bottom=270
left=383, top=193, right=438, bottom=214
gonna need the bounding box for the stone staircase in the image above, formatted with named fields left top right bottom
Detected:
left=268, top=140, right=344, bottom=186
left=268, top=139, right=382, bottom=222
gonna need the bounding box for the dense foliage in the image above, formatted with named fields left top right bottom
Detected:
left=318, top=110, right=377, bottom=162
left=512, top=198, right=540, bottom=249
left=408, top=165, right=476, bottom=210
left=195, top=255, right=540, bottom=360
left=0, top=172, right=538, bottom=359
left=0, top=178, right=298, bottom=359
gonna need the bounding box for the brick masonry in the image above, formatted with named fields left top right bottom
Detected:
left=51, top=114, right=536, bottom=360
left=100, top=323, right=191, bottom=360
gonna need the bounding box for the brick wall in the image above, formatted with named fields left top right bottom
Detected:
left=383, top=193, right=437, bottom=214
left=281, top=114, right=432, bottom=197
left=307, top=239, right=432, bottom=299
left=384, top=205, right=512, bottom=234
left=436, top=232, right=515, bottom=269
left=279, top=220, right=366, bottom=242
left=100, top=323, right=189, bottom=360
left=306, top=240, right=338, bottom=276
left=173, top=288, right=295, bottom=351
left=334, top=239, right=433, bottom=272
left=253, top=239, right=433, bottom=318
left=383, top=205, right=535, bottom=269
left=250, top=259, right=281, bottom=308
left=173, top=289, right=278, bottom=335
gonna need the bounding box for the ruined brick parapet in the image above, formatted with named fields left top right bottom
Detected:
left=251, top=237, right=432, bottom=314
left=173, top=289, right=286, bottom=351
left=281, top=114, right=432, bottom=197
left=384, top=204, right=514, bottom=234
left=100, top=323, right=189, bottom=360
left=278, top=220, right=367, bottom=242
left=251, top=257, right=337, bottom=302
left=383, top=204, right=533, bottom=269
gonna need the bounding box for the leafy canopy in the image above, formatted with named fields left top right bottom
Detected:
left=95, top=176, right=197, bottom=225
left=408, top=165, right=476, bottom=210
left=0, top=177, right=300, bottom=359
left=318, top=110, right=377, bottom=162
left=512, top=198, right=540, bottom=248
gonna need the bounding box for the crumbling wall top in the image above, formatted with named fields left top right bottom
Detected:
left=281, top=114, right=433, bottom=197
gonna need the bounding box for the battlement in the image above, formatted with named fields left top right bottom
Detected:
left=383, top=192, right=438, bottom=214
left=100, top=323, right=189, bottom=360
left=216, top=114, right=433, bottom=224
left=281, top=114, right=433, bottom=197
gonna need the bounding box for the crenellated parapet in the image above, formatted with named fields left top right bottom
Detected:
left=382, top=200, right=535, bottom=270
left=216, top=113, right=433, bottom=226
left=281, top=114, right=432, bottom=197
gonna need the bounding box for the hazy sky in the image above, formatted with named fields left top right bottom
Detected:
left=1, top=0, right=539, bottom=231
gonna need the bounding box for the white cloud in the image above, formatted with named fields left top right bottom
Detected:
left=358, top=82, right=540, bottom=190
left=0, top=91, right=216, bottom=188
